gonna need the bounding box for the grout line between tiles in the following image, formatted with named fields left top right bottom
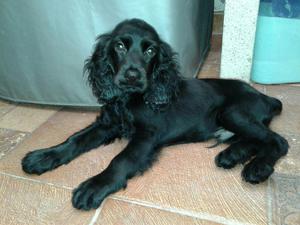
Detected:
left=263, top=85, right=267, bottom=94
left=109, top=195, right=254, bottom=225
left=0, top=107, right=64, bottom=145
left=0, top=127, right=31, bottom=135
left=212, top=32, right=223, bottom=35
left=25, top=106, right=63, bottom=133
left=88, top=199, right=107, bottom=225
left=0, top=108, right=61, bottom=133
left=0, top=171, right=73, bottom=190
left=0, top=104, right=18, bottom=119
left=267, top=179, right=273, bottom=225
left=1, top=171, right=105, bottom=225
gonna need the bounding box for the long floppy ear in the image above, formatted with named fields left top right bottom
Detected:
left=84, top=34, right=121, bottom=104
left=144, top=41, right=182, bottom=111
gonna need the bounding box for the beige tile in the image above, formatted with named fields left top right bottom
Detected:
left=114, top=143, right=268, bottom=225
left=252, top=84, right=266, bottom=94
left=205, top=51, right=221, bottom=65
left=198, top=40, right=221, bottom=79
left=213, top=14, right=224, bottom=34
left=0, top=128, right=29, bottom=160
left=265, top=85, right=300, bottom=107
left=198, top=33, right=222, bottom=79
left=210, top=35, right=222, bottom=52
left=96, top=199, right=221, bottom=225
left=0, top=173, right=94, bottom=225
left=270, top=104, right=300, bottom=135
left=0, top=105, right=59, bottom=132
left=0, top=110, right=123, bottom=188
left=269, top=173, right=300, bottom=225
left=0, top=99, right=15, bottom=117
left=198, top=63, right=220, bottom=79
left=275, top=133, right=300, bottom=175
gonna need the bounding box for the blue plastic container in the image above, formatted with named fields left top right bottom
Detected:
left=251, top=0, right=300, bottom=84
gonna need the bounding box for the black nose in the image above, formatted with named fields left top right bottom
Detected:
left=125, top=69, right=140, bottom=82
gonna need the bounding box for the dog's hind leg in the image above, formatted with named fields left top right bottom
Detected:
left=215, top=139, right=258, bottom=169
left=217, top=108, right=289, bottom=184
left=22, top=119, right=120, bottom=175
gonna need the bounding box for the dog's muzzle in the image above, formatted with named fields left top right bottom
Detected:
left=115, top=67, right=147, bottom=92
left=124, top=69, right=141, bottom=85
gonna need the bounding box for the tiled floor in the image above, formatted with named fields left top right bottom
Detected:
left=1, top=14, right=299, bottom=225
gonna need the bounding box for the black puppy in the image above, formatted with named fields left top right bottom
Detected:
left=22, top=19, right=288, bottom=210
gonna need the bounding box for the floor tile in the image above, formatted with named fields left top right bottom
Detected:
left=275, top=133, right=300, bottom=175
left=270, top=104, right=300, bottom=136
left=210, top=35, right=222, bottom=52
left=198, top=63, right=220, bottom=79
left=265, top=85, right=300, bottom=107
left=213, top=14, right=224, bottom=35
left=198, top=38, right=221, bottom=79
left=0, top=110, right=122, bottom=188
left=252, top=84, right=266, bottom=94
left=0, top=128, right=29, bottom=160
left=0, top=105, right=59, bottom=132
left=198, top=32, right=222, bottom=79
left=0, top=173, right=94, bottom=225
left=96, top=199, right=221, bottom=225
left=205, top=51, right=221, bottom=65
left=115, top=143, right=268, bottom=225
left=270, top=173, right=300, bottom=225
left=0, top=99, right=15, bottom=117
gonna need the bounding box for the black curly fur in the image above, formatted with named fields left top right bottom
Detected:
left=84, top=34, right=122, bottom=104
left=22, top=19, right=288, bottom=211
left=143, top=41, right=181, bottom=111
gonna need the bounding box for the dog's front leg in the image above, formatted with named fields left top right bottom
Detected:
left=22, top=120, right=120, bottom=175
left=72, top=134, right=157, bottom=210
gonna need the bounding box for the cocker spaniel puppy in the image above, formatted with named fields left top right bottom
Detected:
left=22, top=19, right=288, bottom=210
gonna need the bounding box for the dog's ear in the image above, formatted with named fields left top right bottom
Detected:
left=84, top=34, right=121, bottom=104
left=144, top=41, right=181, bottom=111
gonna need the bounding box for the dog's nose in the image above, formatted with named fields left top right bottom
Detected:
left=125, top=69, right=140, bottom=82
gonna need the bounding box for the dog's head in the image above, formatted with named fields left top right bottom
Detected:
left=85, top=19, right=181, bottom=110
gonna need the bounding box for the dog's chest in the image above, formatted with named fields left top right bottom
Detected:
left=130, top=105, right=156, bottom=125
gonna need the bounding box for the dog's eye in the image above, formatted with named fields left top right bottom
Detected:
left=144, top=47, right=156, bottom=57
left=115, top=41, right=126, bottom=52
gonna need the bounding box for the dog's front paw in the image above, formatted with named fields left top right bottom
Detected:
left=242, top=158, right=274, bottom=184
left=72, top=177, right=112, bottom=210
left=22, top=149, right=60, bottom=175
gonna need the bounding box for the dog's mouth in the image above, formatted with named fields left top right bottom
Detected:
left=116, top=80, right=147, bottom=93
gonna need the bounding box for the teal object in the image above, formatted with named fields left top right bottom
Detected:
left=251, top=15, right=300, bottom=84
